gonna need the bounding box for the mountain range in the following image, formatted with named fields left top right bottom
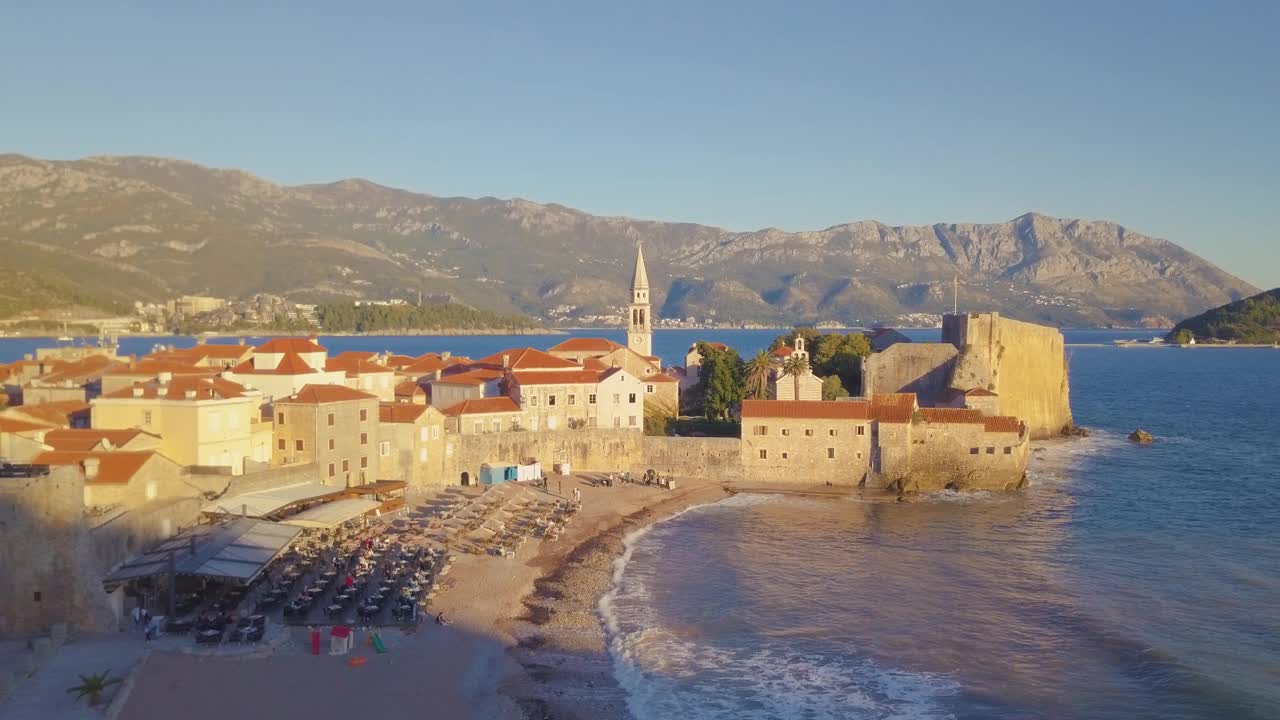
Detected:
left=0, top=154, right=1257, bottom=327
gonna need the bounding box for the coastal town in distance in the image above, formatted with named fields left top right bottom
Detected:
left=2, top=244, right=1077, bottom=716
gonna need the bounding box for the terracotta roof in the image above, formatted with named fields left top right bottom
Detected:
left=280, top=384, right=378, bottom=404
left=643, top=355, right=661, bottom=363
left=30, top=355, right=120, bottom=385
left=442, top=397, right=521, bottom=416
left=870, top=405, right=914, bottom=423
left=100, top=376, right=249, bottom=401
left=104, top=360, right=219, bottom=377
left=964, top=388, right=999, bottom=397
left=332, top=351, right=377, bottom=361
left=31, top=450, right=156, bottom=485
left=581, top=357, right=609, bottom=371
left=325, top=356, right=392, bottom=376
left=918, top=408, right=986, bottom=424
left=193, top=344, right=252, bottom=359
left=871, top=393, right=917, bottom=409
left=475, top=348, right=579, bottom=371
left=231, top=351, right=317, bottom=375
left=645, top=373, right=678, bottom=383
left=256, top=337, right=327, bottom=354
left=772, top=346, right=795, bottom=358
left=0, top=417, right=53, bottom=433
left=547, top=337, right=623, bottom=354
left=5, top=402, right=91, bottom=427
left=378, top=403, right=430, bottom=423
left=382, top=354, right=418, bottom=368
left=510, top=370, right=601, bottom=386
left=741, top=399, right=870, bottom=420
left=43, top=428, right=152, bottom=451
left=982, top=416, right=1023, bottom=433
left=432, top=369, right=502, bottom=386
left=393, top=380, right=425, bottom=399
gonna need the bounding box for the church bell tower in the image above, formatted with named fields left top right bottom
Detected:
left=626, top=244, right=653, bottom=357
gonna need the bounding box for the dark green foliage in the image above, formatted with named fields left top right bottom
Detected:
left=769, top=328, right=872, bottom=394
left=668, top=417, right=741, bottom=437
left=693, top=341, right=745, bottom=421
left=821, top=375, right=849, bottom=400
left=1168, top=288, right=1280, bottom=344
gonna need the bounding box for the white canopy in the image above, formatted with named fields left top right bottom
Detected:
left=280, top=498, right=381, bottom=529
left=202, top=482, right=343, bottom=518
left=104, top=519, right=301, bottom=585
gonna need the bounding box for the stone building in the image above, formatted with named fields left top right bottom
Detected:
left=442, top=397, right=525, bottom=435
left=377, top=403, right=447, bottom=486
left=271, top=384, right=380, bottom=486
left=225, top=337, right=348, bottom=402
left=428, top=368, right=504, bottom=410
left=325, top=352, right=398, bottom=402
left=626, top=244, right=653, bottom=358
left=739, top=399, right=874, bottom=485
left=21, top=354, right=123, bottom=404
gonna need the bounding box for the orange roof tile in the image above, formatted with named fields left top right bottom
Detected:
left=510, top=370, right=601, bottom=386
left=547, top=337, right=623, bottom=354
left=393, top=380, right=425, bottom=398
left=100, top=376, right=249, bottom=401
left=104, top=360, right=219, bottom=377
left=31, top=450, right=156, bottom=485
left=5, top=402, right=91, bottom=427
left=772, top=346, right=795, bottom=358
left=432, top=369, right=503, bottom=386
left=741, top=399, right=870, bottom=420
left=871, top=393, right=918, bottom=409
left=0, top=417, right=54, bottom=433
left=324, top=356, right=392, bottom=376
left=982, top=416, right=1023, bottom=433
left=646, top=373, right=678, bottom=383
left=378, top=403, right=431, bottom=423
left=871, top=405, right=914, bottom=423
left=43, top=429, right=153, bottom=451
left=442, top=397, right=521, bottom=416
left=475, top=348, right=579, bottom=371
left=280, top=384, right=378, bottom=404
left=918, top=408, right=986, bottom=424
left=30, top=355, right=121, bottom=385
left=255, top=337, right=327, bottom=354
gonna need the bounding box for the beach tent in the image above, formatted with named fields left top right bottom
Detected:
left=479, top=462, right=519, bottom=485
left=516, top=462, right=542, bottom=482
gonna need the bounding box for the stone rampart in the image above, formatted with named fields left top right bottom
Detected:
left=445, top=429, right=645, bottom=483
left=643, top=436, right=742, bottom=480
left=863, top=343, right=959, bottom=404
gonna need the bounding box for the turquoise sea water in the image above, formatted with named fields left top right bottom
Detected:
left=3, top=329, right=1275, bottom=717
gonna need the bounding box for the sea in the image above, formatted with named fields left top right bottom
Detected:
left=4, top=328, right=1278, bottom=718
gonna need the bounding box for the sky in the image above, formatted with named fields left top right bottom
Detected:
left=2, top=1, right=1278, bottom=288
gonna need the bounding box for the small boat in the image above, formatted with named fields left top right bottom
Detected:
left=56, top=335, right=73, bottom=342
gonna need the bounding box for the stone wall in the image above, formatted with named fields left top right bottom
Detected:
left=643, top=436, right=742, bottom=480
left=943, top=313, right=1072, bottom=439
left=863, top=343, right=959, bottom=404
left=444, top=429, right=645, bottom=484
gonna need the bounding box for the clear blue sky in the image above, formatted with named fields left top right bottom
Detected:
left=2, top=1, right=1277, bottom=287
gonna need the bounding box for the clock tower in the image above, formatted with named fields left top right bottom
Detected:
left=626, top=244, right=653, bottom=357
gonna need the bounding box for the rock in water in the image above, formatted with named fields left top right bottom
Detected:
left=1128, top=428, right=1155, bottom=443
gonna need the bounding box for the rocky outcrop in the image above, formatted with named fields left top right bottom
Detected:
left=1128, top=428, right=1155, bottom=443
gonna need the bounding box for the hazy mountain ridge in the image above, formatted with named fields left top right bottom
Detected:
left=0, top=154, right=1257, bottom=326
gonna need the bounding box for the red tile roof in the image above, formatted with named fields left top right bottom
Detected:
left=393, top=380, right=425, bottom=399
left=870, top=405, right=914, bottom=423
left=645, top=373, right=678, bottom=383
left=43, top=429, right=153, bottom=451
left=432, top=369, right=503, bottom=386
left=0, top=417, right=53, bottom=433
left=30, top=355, right=121, bottom=385
left=5, top=402, right=92, bottom=427
left=256, top=337, right=327, bottom=354
left=280, top=384, right=378, bottom=404
left=325, top=356, right=392, bottom=376
left=475, top=348, right=579, bottom=371
left=105, top=360, right=219, bottom=377
left=100, top=376, right=249, bottom=401
left=918, top=408, right=985, bottom=424
left=581, top=357, right=609, bottom=371
left=982, top=416, right=1024, bottom=433
left=741, top=399, right=871, bottom=420
left=231, top=351, right=318, bottom=375
left=872, top=393, right=918, bottom=409
left=378, top=403, right=431, bottom=423
left=510, top=370, right=601, bottom=386
left=547, top=337, right=623, bottom=354
left=442, top=397, right=521, bottom=416
left=32, top=450, right=156, bottom=485
left=772, top=346, right=795, bottom=358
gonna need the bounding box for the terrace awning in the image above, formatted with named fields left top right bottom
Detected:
left=104, top=519, right=301, bottom=585
left=202, top=482, right=344, bottom=518
left=279, top=498, right=382, bottom=529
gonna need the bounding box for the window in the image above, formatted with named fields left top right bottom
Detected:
left=628, top=393, right=637, bottom=404
left=530, top=395, right=539, bottom=406
left=327, top=462, right=336, bottom=477
left=491, top=420, right=501, bottom=432
left=782, top=452, right=789, bottom=460
left=805, top=429, right=814, bottom=437
left=357, top=456, right=366, bottom=469
left=33, top=591, right=41, bottom=603
left=327, top=413, right=335, bottom=427
left=277, top=439, right=286, bottom=450
left=379, top=441, right=390, bottom=457
left=856, top=426, right=866, bottom=436
left=548, top=417, right=558, bottom=430
left=986, top=447, right=995, bottom=455
left=431, top=426, right=439, bottom=440
left=829, top=429, right=837, bottom=437
left=613, top=394, right=620, bottom=404
left=360, top=432, right=368, bottom=445
left=474, top=422, right=483, bottom=433
left=328, top=438, right=335, bottom=451
left=548, top=395, right=557, bottom=406
left=420, top=427, right=428, bottom=441
left=759, top=449, right=767, bottom=459
left=970, top=448, right=980, bottom=455
left=827, top=448, right=835, bottom=459
left=613, top=417, right=621, bottom=428
left=342, top=459, right=350, bottom=472
left=753, top=425, right=767, bottom=436
left=277, top=412, right=285, bottom=425
left=143, top=410, right=153, bottom=425
left=629, top=415, right=637, bottom=426
left=360, top=408, right=369, bottom=422
left=856, top=451, right=863, bottom=459
left=419, top=447, right=428, bottom=462
left=295, top=439, right=304, bottom=451
left=588, top=394, right=597, bottom=405
left=1004, top=447, right=1012, bottom=455
left=568, top=394, right=575, bottom=406
left=782, top=428, right=790, bottom=436
left=646, top=384, right=654, bottom=393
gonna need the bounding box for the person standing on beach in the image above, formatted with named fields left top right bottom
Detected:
left=557, top=478, right=563, bottom=496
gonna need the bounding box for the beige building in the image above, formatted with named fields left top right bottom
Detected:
left=442, top=397, right=525, bottom=435
left=326, top=352, right=398, bottom=402
left=225, top=337, right=347, bottom=401
left=739, top=399, right=874, bottom=485
left=147, top=342, right=252, bottom=369
left=21, top=354, right=124, bottom=404
left=272, top=384, right=380, bottom=487
left=428, top=368, right=504, bottom=410
left=91, top=376, right=271, bottom=474
left=30, top=447, right=188, bottom=509
left=100, top=360, right=219, bottom=396
left=770, top=338, right=823, bottom=401
left=377, top=403, right=447, bottom=486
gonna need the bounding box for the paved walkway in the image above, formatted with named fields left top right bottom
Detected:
left=0, top=633, right=148, bottom=720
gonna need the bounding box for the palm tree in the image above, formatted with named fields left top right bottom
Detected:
left=781, top=354, right=810, bottom=399
left=67, top=670, right=122, bottom=706
left=744, top=351, right=772, bottom=400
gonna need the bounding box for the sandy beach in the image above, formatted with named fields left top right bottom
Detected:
left=114, top=474, right=728, bottom=720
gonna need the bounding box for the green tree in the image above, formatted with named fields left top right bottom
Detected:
left=781, top=354, right=810, bottom=400
left=695, top=341, right=745, bottom=421
left=821, top=375, right=849, bottom=400
left=1170, top=328, right=1194, bottom=345
left=743, top=350, right=773, bottom=400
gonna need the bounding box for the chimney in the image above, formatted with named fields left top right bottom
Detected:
left=238, top=338, right=246, bottom=346
left=184, top=390, right=197, bottom=399
left=441, top=351, right=451, bottom=361
left=158, top=371, right=173, bottom=385
left=502, top=354, right=510, bottom=368
left=83, top=457, right=100, bottom=480
left=131, top=387, right=144, bottom=397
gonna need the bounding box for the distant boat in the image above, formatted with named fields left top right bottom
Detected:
left=57, top=335, right=73, bottom=342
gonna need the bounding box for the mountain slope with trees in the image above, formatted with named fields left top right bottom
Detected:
left=1168, top=288, right=1280, bottom=344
